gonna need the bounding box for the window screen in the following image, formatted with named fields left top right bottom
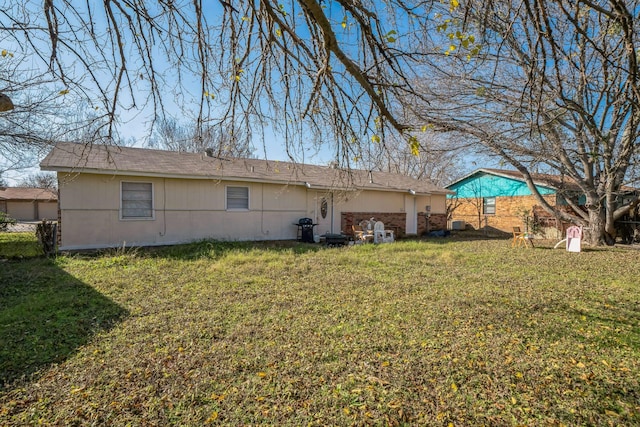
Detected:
left=121, top=182, right=153, bottom=219
left=483, top=197, right=496, bottom=215
left=226, top=186, right=249, bottom=210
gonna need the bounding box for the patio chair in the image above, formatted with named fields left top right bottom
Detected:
left=352, top=224, right=374, bottom=243
left=512, top=226, right=533, bottom=248
left=373, top=221, right=395, bottom=243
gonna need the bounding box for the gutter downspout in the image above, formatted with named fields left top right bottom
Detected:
left=330, top=192, right=334, bottom=234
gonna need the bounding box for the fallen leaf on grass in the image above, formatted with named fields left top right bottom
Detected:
left=205, top=411, right=218, bottom=423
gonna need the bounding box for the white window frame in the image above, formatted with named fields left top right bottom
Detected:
left=226, top=185, right=250, bottom=211
left=120, top=181, right=155, bottom=220
left=483, top=197, right=496, bottom=215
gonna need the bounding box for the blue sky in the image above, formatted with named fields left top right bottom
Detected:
left=0, top=1, right=337, bottom=184
left=0, top=0, right=492, bottom=185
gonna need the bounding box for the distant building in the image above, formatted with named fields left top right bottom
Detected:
left=0, top=187, right=58, bottom=221
left=446, top=168, right=588, bottom=238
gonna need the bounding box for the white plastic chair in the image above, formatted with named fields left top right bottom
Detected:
left=374, top=221, right=395, bottom=243
left=374, top=221, right=384, bottom=243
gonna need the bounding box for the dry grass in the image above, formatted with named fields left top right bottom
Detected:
left=1, top=238, right=639, bottom=426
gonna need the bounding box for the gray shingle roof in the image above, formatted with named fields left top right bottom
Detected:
left=41, top=142, right=450, bottom=195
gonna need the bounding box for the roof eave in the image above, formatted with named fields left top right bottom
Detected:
left=45, top=166, right=445, bottom=195
left=45, top=166, right=316, bottom=187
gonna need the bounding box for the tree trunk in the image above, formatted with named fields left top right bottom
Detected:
left=604, top=191, right=618, bottom=246
left=586, top=207, right=614, bottom=246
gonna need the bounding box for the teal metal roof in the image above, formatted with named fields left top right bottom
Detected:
left=446, top=170, right=556, bottom=198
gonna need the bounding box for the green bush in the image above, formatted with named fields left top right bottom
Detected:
left=0, top=211, right=16, bottom=231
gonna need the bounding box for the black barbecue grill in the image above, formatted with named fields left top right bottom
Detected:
left=294, top=217, right=317, bottom=243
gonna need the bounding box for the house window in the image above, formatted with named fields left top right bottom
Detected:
left=483, top=197, right=496, bottom=215
left=226, top=186, right=249, bottom=210
left=121, top=182, right=153, bottom=219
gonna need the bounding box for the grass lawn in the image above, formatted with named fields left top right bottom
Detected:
left=0, top=232, right=42, bottom=259
left=1, top=238, right=638, bottom=425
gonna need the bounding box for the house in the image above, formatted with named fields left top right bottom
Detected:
left=446, top=168, right=587, bottom=237
left=0, top=187, right=58, bottom=221
left=40, top=143, right=452, bottom=250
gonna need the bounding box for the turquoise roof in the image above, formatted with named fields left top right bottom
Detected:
left=447, top=171, right=556, bottom=198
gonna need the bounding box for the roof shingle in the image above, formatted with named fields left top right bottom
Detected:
left=41, top=142, right=450, bottom=195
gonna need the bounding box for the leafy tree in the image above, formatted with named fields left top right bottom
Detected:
left=411, top=0, right=640, bottom=245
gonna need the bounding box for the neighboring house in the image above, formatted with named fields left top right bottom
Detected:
left=0, top=187, right=58, bottom=221
left=446, top=168, right=586, bottom=237
left=40, top=143, right=452, bottom=250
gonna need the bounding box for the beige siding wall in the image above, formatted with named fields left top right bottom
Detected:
left=38, top=201, right=58, bottom=220
left=3, top=200, right=57, bottom=220
left=58, top=173, right=312, bottom=249
left=339, top=191, right=406, bottom=213
left=6, top=201, right=35, bottom=220
left=58, top=173, right=448, bottom=249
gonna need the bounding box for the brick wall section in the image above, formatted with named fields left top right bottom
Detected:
left=341, top=211, right=447, bottom=238
left=448, top=194, right=556, bottom=232
left=418, top=213, right=447, bottom=235
left=342, top=212, right=406, bottom=237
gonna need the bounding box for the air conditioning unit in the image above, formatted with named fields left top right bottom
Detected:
left=451, top=220, right=465, bottom=230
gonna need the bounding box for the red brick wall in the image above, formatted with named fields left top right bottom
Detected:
left=448, top=194, right=556, bottom=232
left=342, top=212, right=406, bottom=237
left=418, top=213, right=447, bottom=235
left=341, top=212, right=448, bottom=238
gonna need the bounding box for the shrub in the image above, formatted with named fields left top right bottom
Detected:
left=0, top=211, right=16, bottom=231
left=35, top=219, right=57, bottom=256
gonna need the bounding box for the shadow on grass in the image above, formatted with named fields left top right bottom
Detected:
left=0, top=258, right=128, bottom=389
left=568, top=303, right=640, bottom=350
left=408, top=228, right=512, bottom=245
left=448, top=227, right=512, bottom=240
